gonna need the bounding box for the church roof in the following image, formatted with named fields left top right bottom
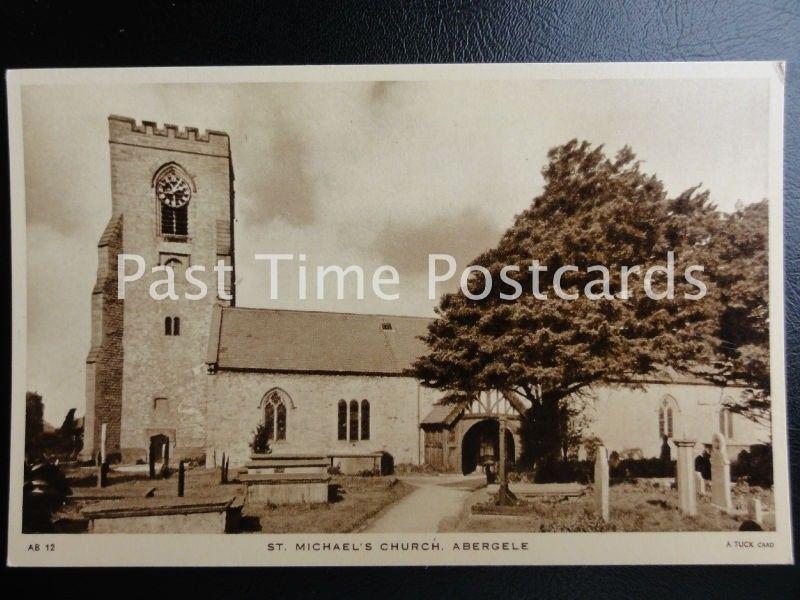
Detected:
left=207, top=306, right=433, bottom=375
left=420, top=404, right=463, bottom=427
left=206, top=306, right=740, bottom=387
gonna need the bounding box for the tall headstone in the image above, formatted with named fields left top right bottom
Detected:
left=162, top=442, right=169, bottom=470
left=99, top=423, right=107, bottom=464
left=747, top=498, right=763, bottom=525
left=594, top=445, right=609, bottom=521
left=710, top=433, right=732, bottom=512
left=673, top=439, right=697, bottom=516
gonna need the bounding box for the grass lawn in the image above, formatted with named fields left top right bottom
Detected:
left=443, top=481, right=776, bottom=533
left=50, top=467, right=412, bottom=534
left=242, top=476, right=413, bottom=533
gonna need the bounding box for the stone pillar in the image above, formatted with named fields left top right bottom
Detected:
left=594, top=445, right=609, bottom=521
left=710, top=433, right=732, bottom=512
left=674, top=439, right=697, bottom=516
left=494, top=416, right=518, bottom=506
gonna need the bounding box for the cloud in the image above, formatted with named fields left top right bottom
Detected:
left=236, top=104, right=317, bottom=228
left=363, top=206, right=506, bottom=276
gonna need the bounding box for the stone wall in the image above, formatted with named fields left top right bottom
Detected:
left=206, top=371, right=442, bottom=466
left=585, top=382, right=770, bottom=459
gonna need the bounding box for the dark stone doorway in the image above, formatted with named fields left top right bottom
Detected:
left=460, top=419, right=514, bottom=475
left=149, top=434, right=170, bottom=463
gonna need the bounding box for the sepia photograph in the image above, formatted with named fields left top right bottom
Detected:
left=6, top=62, right=791, bottom=566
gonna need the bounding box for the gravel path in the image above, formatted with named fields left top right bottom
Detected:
left=362, top=475, right=483, bottom=533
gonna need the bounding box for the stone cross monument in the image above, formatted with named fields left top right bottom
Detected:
left=594, top=445, right=610, bottom=521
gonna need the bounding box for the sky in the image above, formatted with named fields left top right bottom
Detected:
left=21, top=76, right=771, bottom=424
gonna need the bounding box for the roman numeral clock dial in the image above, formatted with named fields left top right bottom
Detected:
left=157, top=173, right=191, bottom=208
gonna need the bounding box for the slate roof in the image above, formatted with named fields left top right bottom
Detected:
left=207, top=306, right=433, bottom=375
left=206, top=306, right=736, bottom=387
left=420, top=404, right=463, bottom=426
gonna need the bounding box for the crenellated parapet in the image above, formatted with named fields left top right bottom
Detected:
left=108, top=115, right=230, bottom=157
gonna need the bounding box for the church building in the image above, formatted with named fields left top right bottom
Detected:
left=82, top=116, right=769, bottom=473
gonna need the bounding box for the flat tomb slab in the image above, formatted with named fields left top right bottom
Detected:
left=329, top=452, right=383, bottom=475
left=486, top=482, right=586, bottom=497
left=245, top=459, right=329, bottom=475
left=243, top=474, right=330, bottom=505
left=82, top=496, right=242, bottom=533
left=249, top=453, right=327, bottom=462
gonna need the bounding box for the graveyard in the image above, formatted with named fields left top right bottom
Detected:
left=446, top=480, right=775, bottom=533
left=29, top=423, right=773, bottom=534
left=45, top=463, right=413, bottom=534
left=39, top=442, right=774, bottom=534
left=451, top=441, right=775, bottom=533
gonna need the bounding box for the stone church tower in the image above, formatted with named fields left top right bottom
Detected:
left=82, top=116, right=235, bottom=462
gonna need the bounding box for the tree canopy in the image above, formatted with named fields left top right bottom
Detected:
left=411, top=140, right=769, bottom=465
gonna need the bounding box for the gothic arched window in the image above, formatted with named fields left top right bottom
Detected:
left=154, top=164, right=192, bottom=237
left=349, top=400, right=359, bottom=441
left=261, top=389, right=290, bottom=441
left=360, top=400, right=370, bottom=440
left=719, top=407, right=734, bottom=439
left=337, top=400, right=347, bottom=440
left=658, top=396, right=678, bottom=439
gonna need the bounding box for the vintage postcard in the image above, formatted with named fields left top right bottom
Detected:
left=6, top=62, right=792, bottom=566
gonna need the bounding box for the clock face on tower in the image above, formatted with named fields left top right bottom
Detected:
left=156, top=172, right=191, bottom=208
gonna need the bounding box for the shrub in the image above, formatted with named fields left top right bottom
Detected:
left=355, top=469, right=380, bottom=477
left=249, top=424, right=271, bottom=455
left=23, top=461, right=71, bottom=533
left=538, top=512, right=617, bottom=533
left=610, top=458, right=675, bottom=480
left=732, top=445, right=773, bottom=488
left=528, top=460, right=593, bottom=484
left=394, top=462, right=443, bottom=475
left=519, top=457, right=676, bottom=484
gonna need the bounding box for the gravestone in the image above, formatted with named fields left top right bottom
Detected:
left=747, top=497, right=763, bottom=525
left=710, top=432, right=732, bottom=512
left=100, top=423, right=107, bottom=464
left=162, top=442, right=169, bottom=468
left=673, top=439, right=697, bottom=516
left=695, top=471, right=707, bottom=496
left=594, top=445, right=609, bottom=522
left=178, top=461, right=185, bottom=497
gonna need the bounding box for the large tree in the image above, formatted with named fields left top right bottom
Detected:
left=695, top=199, right=770, bottom=427
left=412, top=140, right=739, bottom=471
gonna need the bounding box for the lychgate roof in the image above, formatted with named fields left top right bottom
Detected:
left=207, top=306, right=433, bottom=375
left=420, top=404, right=463, bottom=427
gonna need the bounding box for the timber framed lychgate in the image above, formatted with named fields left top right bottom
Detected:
left=420, top=390, right=525, bottom=474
